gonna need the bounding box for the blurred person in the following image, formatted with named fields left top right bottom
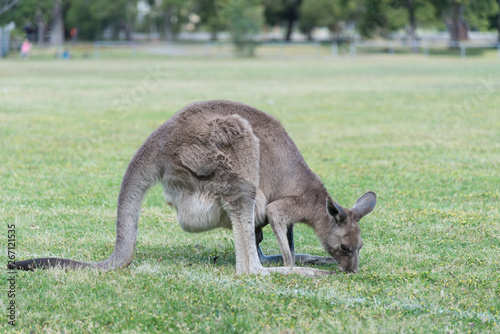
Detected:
left=70, top=27, right=78, bottom=44
left=20, top=39, right=31, bottom=59
left=62, top=48, right=70, bottom=59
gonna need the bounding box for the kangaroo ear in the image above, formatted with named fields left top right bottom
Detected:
left=326, top=197, right=347, bottom=223
left=352, top=191, right=377, bottom=220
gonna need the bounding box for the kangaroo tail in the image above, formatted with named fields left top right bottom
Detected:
left=8, top=258, right=94, bottom=271
left=9, top=138, right=161, bottom=272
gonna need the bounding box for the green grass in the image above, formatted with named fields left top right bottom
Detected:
left=1, top=55, right=499, bottom=333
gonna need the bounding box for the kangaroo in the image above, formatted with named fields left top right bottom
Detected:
left=9, top=100, right=376, bottom=276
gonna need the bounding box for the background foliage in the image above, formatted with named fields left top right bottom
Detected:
left=1, top=0, right=499, bottom=47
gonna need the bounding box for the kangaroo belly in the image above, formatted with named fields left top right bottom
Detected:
left=174, top=192, right=231, bottom=233
left=163, top=180, right=268, bottom=233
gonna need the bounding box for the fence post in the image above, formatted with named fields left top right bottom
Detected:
left=497, top=42, right=500, bottom=60
left=423, top=44, right=429, bottom=57
left=350, top=42, right=356, bottom=59
left=205, top=42, right=212, bottom=57
left=94, top=42, right=100, bottom=59
left=132, top=42, right=138, bottom=57
left=166, top=41, right=172, bottom=57
left=460, top=43, right=465, bottom=59
left=331, top=42, right=338, bottom=58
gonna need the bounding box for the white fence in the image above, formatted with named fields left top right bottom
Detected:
left=93, top=40, right=500, bottom=60
left=350, top=41, right=500, bottom=59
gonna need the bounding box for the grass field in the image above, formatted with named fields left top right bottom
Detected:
left=1, top=53, right=499, bottom=333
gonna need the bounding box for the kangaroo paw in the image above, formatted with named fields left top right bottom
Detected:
left=295, top=254, right=336, bottom=265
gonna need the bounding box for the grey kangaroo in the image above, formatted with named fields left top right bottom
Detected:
left=10, top=100, right=376, bottom=276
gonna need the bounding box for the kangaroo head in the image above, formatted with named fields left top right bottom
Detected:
left=321, top=191, right=377, bottom=273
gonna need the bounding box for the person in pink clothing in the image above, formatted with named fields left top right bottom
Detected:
left=20, top=39, right=31, bottom=59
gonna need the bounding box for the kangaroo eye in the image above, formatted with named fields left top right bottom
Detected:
left=340, top=244, right=350, bottom=252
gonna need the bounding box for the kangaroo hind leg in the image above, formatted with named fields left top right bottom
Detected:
left=212, top=115, right=263, bottom=274
left=179, top=114, right=263, bottom=274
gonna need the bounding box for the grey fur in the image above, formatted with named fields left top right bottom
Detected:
left=10, top=100, right=376, bottom=276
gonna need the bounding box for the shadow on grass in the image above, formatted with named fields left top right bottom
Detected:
left=134, top=242, right=339, bottom=272
left=135, top=242, right=236, bottom=267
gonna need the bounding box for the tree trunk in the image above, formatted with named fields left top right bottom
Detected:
left=284, top=0, right=302, bottom=41
left=306, top=30, right=313, bottom=41
left=405, top=0, right=418, bottom=53
left=285, top=18, right=293, bottom=41
left=210, top=30, right=218, bottom=41
left=449, top=2, right=468, bottom=44
left=164, top=6, right=173, bottom=41
left=112, top=26, right=119, bottom=40
left=35, top=4, right=45, bottom=46
left=49, top=1, right=65, bottom=46
left=121, top=20, right=132, bottom=41
left=497, top=17, right=500, bottom=43
left=497, top=0, right=500, bottom=42
left=125, top=24, right=132, bottom=41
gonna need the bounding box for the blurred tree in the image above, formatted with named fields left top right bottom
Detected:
left=66, top=0, right=138, bottom=41
left=447, top=1, right=469, bottom=41
left=402, top=0, right=440, bottom=51
left=405, top=0, right=417, bottom=49
left=360, top=0, right=439, bottom=41
left=5, top=0, right=499, bottom=45
left=434, top=0, right=499, bottom=42
left=298, top=0, right=343, bottom=40
left=217, top=0, right=263, bottom=56
left=497, top=0, right=500, bottom=41
left=262, top=0, right=302, bottom=41
left=88, top=0, right=137, bottom=40
left=65, top=0, right=102, bottom=40
left=0, top=0, right=21, bottom=16
left=143, top=0, right=191, bottom=41
left=0, top=0, right=67, bottom=45
left=160, top=0, right=185, bottom=41
left=50, top=0, right=64, bottom=45
left=299, top=0, right=362, bottom=41
left=485, top=0, right=500, bottom=42
left=34, top=0, right=50, bottom=44
left=195, top=0, right=227, bottom=40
